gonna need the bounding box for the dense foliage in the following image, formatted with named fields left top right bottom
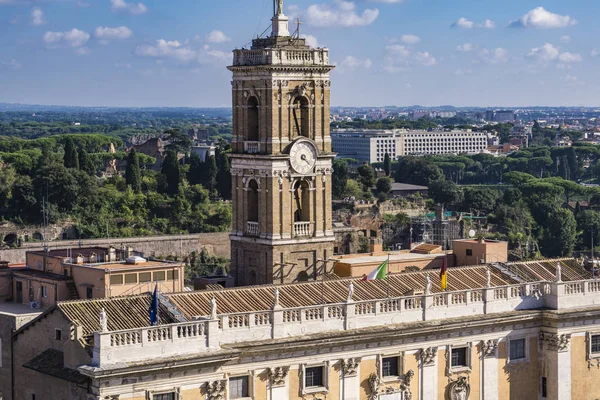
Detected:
left=0, top=133, right=231, bottom=239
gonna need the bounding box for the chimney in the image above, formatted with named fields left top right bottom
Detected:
left=108, top=246, right=117, bottom=262
left=370, top=238, right=383, bottom=253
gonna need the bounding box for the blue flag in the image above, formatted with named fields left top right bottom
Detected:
left=149, top=284, right=159, bottom=326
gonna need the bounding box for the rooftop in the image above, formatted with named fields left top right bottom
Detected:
left=332, top=251, right=445, bottom=266
left=0, top=301, right=46, bottom=316
left=390, top=182, right=429, bottom=191
left=73, top=260, right=178, bottom=271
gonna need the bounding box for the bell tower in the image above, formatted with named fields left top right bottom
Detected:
left=228, top=2, right=335, bottom=285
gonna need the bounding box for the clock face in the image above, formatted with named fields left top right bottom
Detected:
left=289, top=140, right=317, bottom=174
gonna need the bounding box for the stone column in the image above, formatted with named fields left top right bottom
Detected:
left=341, top=359, right=360, bottom=400
left=540, top=332, right=571, bottom=400
left=268, top=367, right=289, bottom=400
left=481, top=339, right=499, bottom=400
left=419, top=347, right=438, bottom=400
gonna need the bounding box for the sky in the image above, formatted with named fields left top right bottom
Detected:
left=0, top=0, right=599, bottom=108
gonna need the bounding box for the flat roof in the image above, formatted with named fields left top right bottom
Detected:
left=334, top=252, right=444, bottom=265
left=0, top=302, right=45, bottom=316
left=30, top=247, right=114, bottom=258
left=75, top=260, right=180, bottom=271
left=390, top=183, right=428, bottom=191
left=13, top=270, right=68, bottom=281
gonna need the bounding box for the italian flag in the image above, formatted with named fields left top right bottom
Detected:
left=362, top=260, right=388, bottom=281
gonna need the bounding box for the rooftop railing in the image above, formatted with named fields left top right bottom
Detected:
left=233, top=48, right=330, bottom=67
left=91, top=279, right=600, bottom=367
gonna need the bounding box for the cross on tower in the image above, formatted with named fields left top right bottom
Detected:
left=295, top=17, right=303, bottom=38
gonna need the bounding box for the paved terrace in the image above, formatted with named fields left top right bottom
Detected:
left=33, top=258, right=596, bottom=369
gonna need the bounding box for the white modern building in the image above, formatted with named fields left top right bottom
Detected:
left=331, top=129, right=489, bottom=163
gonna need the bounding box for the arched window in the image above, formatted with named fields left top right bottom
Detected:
left=292, top=96, right=310, bottom=139
left=293, top=180, right=310, bottom=222
left=247, top=97, right=259, bottom=141
left=248, top=270, right=257, bottom=285
left=247, top=180, right=259, bottom=222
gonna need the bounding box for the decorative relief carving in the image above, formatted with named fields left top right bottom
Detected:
left=420, top=347, right=438, bottom=366
left=342, top=357, right=360, bottom=376
left=540, top=332, right=571, bottom=352
left=368, top=371, right=413, bottom=400
left=268, top=366, right=290, bottom=387
left=205, top=380, right=227, bottom=400
left=447, top=376, right=470, bottom=400
left=481, top=339, right=498, bottom=357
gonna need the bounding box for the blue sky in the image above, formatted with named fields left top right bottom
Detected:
left=0, top=0, right=599, bottom=107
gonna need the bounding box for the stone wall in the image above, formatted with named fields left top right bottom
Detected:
left=0, top=233, right=230, bottom=264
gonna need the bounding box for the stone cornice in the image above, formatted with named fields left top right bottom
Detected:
left=228, top=65, right=335, bottom=73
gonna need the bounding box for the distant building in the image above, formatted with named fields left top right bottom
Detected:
left=332, top=129, right=489, bottom=163
left=190, top=144, right=216, bottom=162
left=389, top=182, right=429, bottom=198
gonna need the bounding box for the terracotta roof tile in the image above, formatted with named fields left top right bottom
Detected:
left=23, top=349, right=87, bottom=384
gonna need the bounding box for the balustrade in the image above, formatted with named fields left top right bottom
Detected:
left=293, top=222, right=311, bottom=237
left=95, top=279, right=600, bottom=368
left=244, top=141, right=260, bottom=154
left=246, top=221, right=259, bottom=237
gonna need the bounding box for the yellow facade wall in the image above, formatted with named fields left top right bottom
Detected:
left=497, top=337, right=539, bottom=400
left=289, top=367, right=301, bottom=399
left=404, top=352, right=420, bottom=400
left=255, top=369, right=268, bottom=400
left=570, top=335, right=600, bottom=400
left=359, top=358, right=377, bottom=400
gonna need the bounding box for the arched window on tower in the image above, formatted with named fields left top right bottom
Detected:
left=246, top=180, right=259, bottom=236
left=291, top=96, right=310, bottom=139
left=247, top=97, right=259, bottom=142
left=292, top=179, right=312, bottom=237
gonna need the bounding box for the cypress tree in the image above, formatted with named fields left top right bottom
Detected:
left=161, top=150, right=180, bottom=196
left=78, top=148, right=95, bottom=176
left=63, top=137, right=79, bottom=170
left=383, top=153, right=391, bottom=176
left=187, top=152, right=204, bottom=186
left=215, top=150, right=232, bottom=200
left=205, top=155, right=218, bottom=194
left=125, top=149, right=142, bottom=193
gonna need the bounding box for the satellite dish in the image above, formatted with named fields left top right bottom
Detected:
left=468, top=229, right=476, bottom=238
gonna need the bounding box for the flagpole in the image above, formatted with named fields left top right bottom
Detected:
left=386, top=253, right=390, bottom=298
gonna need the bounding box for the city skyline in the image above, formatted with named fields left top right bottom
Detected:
left=0, top=0, right=598, bottom=107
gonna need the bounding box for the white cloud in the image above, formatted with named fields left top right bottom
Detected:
left=456, top=43, right=473, bottom=52
left=305, top=1, right=379, bottom=27
left=74, top=47, right=90, bottom=56
left=509, top=7, right=577, bottom=28
left=559, top=35, right=571, bottom=43
left=43, top=29, right=90, bottom=48
left=452, top=17, right=474, bottom=29
left=592, top=49, right=600, bottom=58
left=136, top=39, right=197, bottom=62
left=528, top=43, right=559, bottom=62
left=339, top=55, right=372, bottom=69
left=565, top=74, right=577, bottom=82
left=478, top=48, right=509, bottom=64
left=301, top=34, right=319, bottom=48
left=1, top=59, right=21, bottom=70
left=31, top=7, right=44, bottom=26
left=527, top=43, right=582, bottom=64
left=455, top=68, right=472, bottom=76
left=94, top=26, right=133, bottom=42
left=110, top=0, right=147, bottom=15
left=206, top=30, right=230, bottom=44
left=400, top=34, right=420, bottom=44
left=451, top=17, right=495, bottom=29
left=415, top=52, right=436, bottom=66
left=558, top=52, right=582, bottom=63
left=384, top=45, right=437, bottom=72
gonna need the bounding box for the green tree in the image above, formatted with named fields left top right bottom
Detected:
left=164, top=128, right=192, bottom=154
left=395, top=157, right=444, bottom=186
left=540, top=207, right=577, bottom=257
left=332, top=159, right=349, bottom=199
left=78, top=148, right=95, bottom=176
left=576, top=210, right=600, bottom=249
left=187, top=152, right=204, bottom=186
left=461, top=187, right=501, bottom=215
left=63, top=137, right=79, bottom=170
left=428, top=180, right=463, bottom=207
left=161, top=150, right=181, bottom=196
left=215, top=149, right=232, bottom=200
left=203, top=155, right=218, bottom=194
left=376, top=177, right=392, bottom=196
left=357, top=163, right=376, bottom=191
left=383, top=153, right=391, bottom=176
left=125, top=149, right=142, bottom=193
